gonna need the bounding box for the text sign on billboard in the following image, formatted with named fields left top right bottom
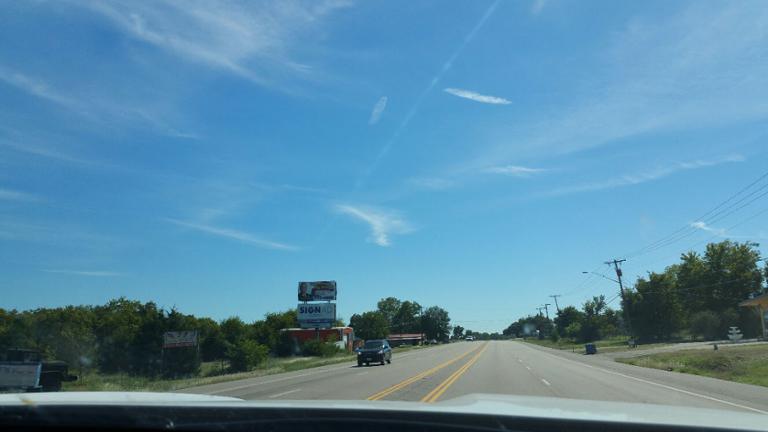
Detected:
left=0, top=363, right=41, bottom=389
left=297, top=303, right=336, bottom=328
left=163, top=331, right=198, bottom=348
left=298, top=281, right=337, bottom=301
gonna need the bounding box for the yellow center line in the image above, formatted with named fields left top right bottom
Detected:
left=421, top=342, right=489, bottom=403
left=366, top=344, right=484, bottom=401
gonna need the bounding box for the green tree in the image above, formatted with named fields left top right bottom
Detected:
left=626, top=272, right=683, bottom=342
left=198, top=318, right=227, bottom=361
left=253, top=310, right=298, bottom=353
left=92, top=298, right=163, bottom=374
left=421, top=306, right=451, bottom=341
left=376, top=297, right=402, bottom=325
left=220, top=317, right=249, bottom=346
left=452, top=325, right=465, bottom=340
left=349, top=311, right=389, bottom=340
left=700, top=241, right=763, bottom=314
left=226, top=339, right=268, bottom=372
left=392, top=301, right=423, bottom=333
left=689, top=310, right=720, bottom=340
left=579, top=296, right=608, bottom=342
left=554, top=306, right=584, bottom=339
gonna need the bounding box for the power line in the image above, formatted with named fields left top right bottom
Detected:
left=623, top=168, right=768, bottom=259
left=630, top=205, right=768, bottom=272
left=636, top=185, right=768, bottom=257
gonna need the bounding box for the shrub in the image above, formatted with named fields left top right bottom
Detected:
left=302, top=339, right=341, bottom=357
left=689, top=311, right=720, bottom=340
left=226, top=339, right=268, bottom=372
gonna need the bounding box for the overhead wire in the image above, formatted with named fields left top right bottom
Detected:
left=622, top=168, right=768, bottom=259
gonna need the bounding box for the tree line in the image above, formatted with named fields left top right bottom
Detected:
left=0, top=299, right=307, bottom=377
left=504, top=241, right=767, bottom=344
left=349, top=297, right=451, bottom=342
left=0, top=296, right=454, bottom=378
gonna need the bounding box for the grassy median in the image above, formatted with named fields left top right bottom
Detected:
left=619, top=344, right=768, bottom=387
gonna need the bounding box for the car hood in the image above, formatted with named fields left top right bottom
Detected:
left=0, top=392, right=765, bottom=430
left=357, top=347, right=385, bottom=353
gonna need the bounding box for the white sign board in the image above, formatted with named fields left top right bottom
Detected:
left=0, top=363, right=41, bottom=389
left=297, top=303, right=336, bottom=328
left=163, top=331, right=198, bottom=348
left=298, top=281, right=337, bottom=301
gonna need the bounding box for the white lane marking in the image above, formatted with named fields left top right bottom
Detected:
left=522, top=343, right=768, bottom=415
left=525, top=365, right=531, bottom=371
left=541, top=379, right=551, bottom=386
left=356, top=371, right=369, bottom=376
left=517, top=358, right=523, bottom=363
left=267, top=388, right=301, bottom=399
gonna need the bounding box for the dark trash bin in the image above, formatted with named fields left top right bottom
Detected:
left=585, top=343, right=597, bottom=355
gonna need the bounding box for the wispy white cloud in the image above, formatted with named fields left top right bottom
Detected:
left=473, top=3, right=768, bottom=166
left=368, top=96, right=388, bottom=125
left=690, top=221, right=726, bottom=237
left=548, top=155, right=744, bottom=196
left=484, top=165, right=546, bottom=177
left=444, top=88, right=511, bottom=105
left=0, top=66, right=197, bottom=139
left=334, top=204, right=414, bottom=247
left=0, top=137, right=97, bottom=165
left=0, top=187, right=41, bottom=203
left=407, top=177, right=455, bottom=190
left=165, top=218, right=297, bottom=251
left=0, top=66, right=78, bottom=108
left=79, top=0, right=349, bottom=85
left=42, top=269, right=124, bottom=277
left=531, top=0, right=547, bottom=15
left=355, top=1, right=500, bottom=187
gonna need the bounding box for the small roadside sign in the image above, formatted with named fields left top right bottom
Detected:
left=163, top=331, right=198, bottom=348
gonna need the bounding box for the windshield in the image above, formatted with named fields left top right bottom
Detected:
left=1, top=0, right=767, bottom=418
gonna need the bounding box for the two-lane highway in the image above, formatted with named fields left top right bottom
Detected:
left=183, top=341, right=768, bottom=414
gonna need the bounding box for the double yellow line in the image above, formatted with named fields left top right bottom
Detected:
left=421, top=342, right=489, bottom=403
left=367, top=343, right=485, bottom=401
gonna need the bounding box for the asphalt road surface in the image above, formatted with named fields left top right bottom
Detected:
left=183, top=341, right=768, bottom=414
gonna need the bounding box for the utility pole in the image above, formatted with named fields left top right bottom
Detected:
left=605, top=258, right=632, bottom=337
left=549, top=295, right=561, bottom=313
left=536, top=307, right=545, bottom=317
left=541, top=304, right=551, bottom=320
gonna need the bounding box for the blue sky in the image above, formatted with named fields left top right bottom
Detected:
left=2, top=0, right=767, bottom=332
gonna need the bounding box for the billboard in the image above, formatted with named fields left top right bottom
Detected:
left=163, top=331, right=198, bottom=348
left=297, top=303, right=336, bottom=328
left=298, top=281, right=337, bottom=301
left=0, top=363, right=41, bottom=389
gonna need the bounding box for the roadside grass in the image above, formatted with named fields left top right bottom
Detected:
left=64, top=354, right=356, bottom=392
left=524, top=337, right=670, bottom=354
left=63, top=344, right=435, bottom=392
left=618, top=344, right=768, bottom=387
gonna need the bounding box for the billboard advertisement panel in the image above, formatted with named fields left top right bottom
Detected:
left=298, top=281, right=337, bottom=301
left=163, top=331, right=198, bottom=348
left=0, top=363, right=41, bottom=389
left=297, top=303, right=336, bottom=328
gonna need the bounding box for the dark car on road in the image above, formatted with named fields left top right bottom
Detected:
left=356, top=339, right=392, bottom=366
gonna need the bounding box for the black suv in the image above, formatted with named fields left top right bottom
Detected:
left=356, top=339, right=392, bottom=366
